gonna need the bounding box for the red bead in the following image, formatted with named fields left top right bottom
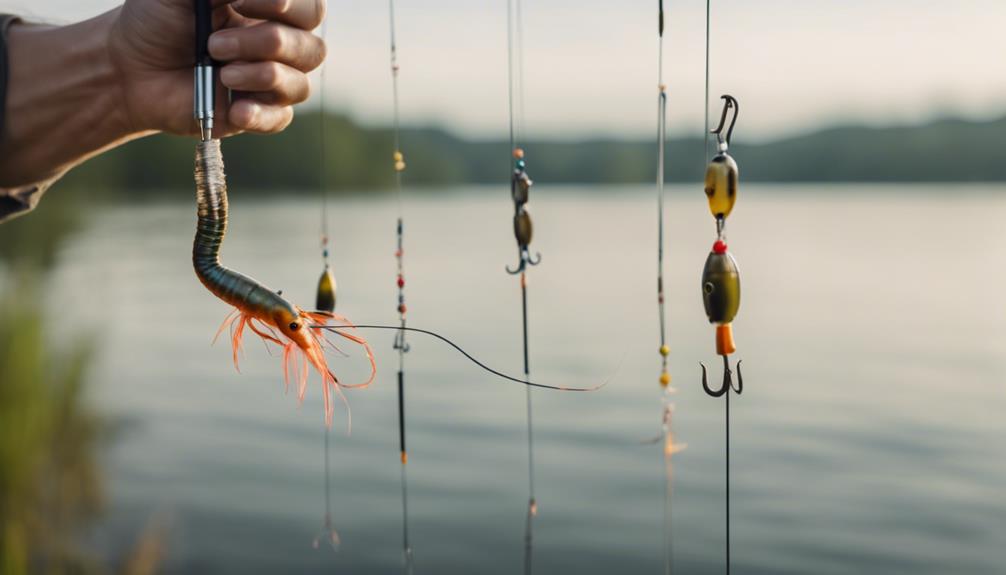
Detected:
left=398, top=304, right=407, bottom=314
left=395, top=250, right=403, bottom=258
left=713, top=240, right=728, bottom=254
left=397, top=276, right=405, bottom=288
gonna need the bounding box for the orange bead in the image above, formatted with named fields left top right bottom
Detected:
left=715, top=324, right=736, bottom=356
left=513, top=148, right=525, bottom=159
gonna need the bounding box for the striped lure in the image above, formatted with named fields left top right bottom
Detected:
left=193, top=139, right=375, bottom=428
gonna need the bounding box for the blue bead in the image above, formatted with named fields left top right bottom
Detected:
left=323, top=249, right=329, bottom=258
left=516, top=160, right=526, bottom=170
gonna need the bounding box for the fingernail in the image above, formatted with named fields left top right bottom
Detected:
left=220, top=66, right=246, bottom=87
left=209, top=34, right=238, bottom=59
left=231, top=0, right=245, bottom=8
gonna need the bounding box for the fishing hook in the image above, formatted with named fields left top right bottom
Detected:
left=700, top=355, right=743, bottom=397
left=393, top=329, right=411, bottom=353
left=506, top=249, right=542, bottom=275
left=710, top=94, right=739, bottom=148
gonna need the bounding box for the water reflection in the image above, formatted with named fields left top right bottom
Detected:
left=661, top=400, right=686, bottom=575
left=523, top=497, right=535, bottom=575
left=0, top=199, right=165, bottom=574
left=312, top=429, right=341, bottom=552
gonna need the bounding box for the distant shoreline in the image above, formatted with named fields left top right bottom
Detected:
left=58, top=113, right=1006, bottom=195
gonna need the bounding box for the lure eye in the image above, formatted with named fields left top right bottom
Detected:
left=289, top=322, right=300, bottom=331
left=704, top=282, right=715, bottom=295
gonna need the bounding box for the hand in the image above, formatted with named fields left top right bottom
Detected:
left=110, top=0, right=326, bottom=137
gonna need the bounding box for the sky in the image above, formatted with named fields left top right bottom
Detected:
left=6, top=0, right=1006, bottom=140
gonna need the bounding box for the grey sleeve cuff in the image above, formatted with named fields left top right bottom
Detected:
left=0, top=182, right=50, bottom=223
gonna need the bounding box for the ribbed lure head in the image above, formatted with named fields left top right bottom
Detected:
left=272, top=303, right=314, bottom=352
left=316, top=267, right=337, bottom=313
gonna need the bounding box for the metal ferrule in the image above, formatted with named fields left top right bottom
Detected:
left=194, top=65, right=215, bottom=141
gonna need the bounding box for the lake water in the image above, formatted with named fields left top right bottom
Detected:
left=45, top=184, right=1006, bottom=574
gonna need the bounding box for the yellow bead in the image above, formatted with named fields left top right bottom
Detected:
left=394, top=161, right=406, bottom=172
left=393, top=151, right=404, bottom=161
left=659, top=345, right=670, bottom=357
left=660, top=372, right=671, bottom=387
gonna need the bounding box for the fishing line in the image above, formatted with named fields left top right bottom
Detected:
left=313, top=427, right=341, bottom=551
left=654, top=2, right=684, bottom=574
left=388, top=1, right=414, bottom=570
left=388, top=0, right=411, bottom=465
left=704, top=0, right=711, bottom=161
left=312, top=324, right=604, bottom=392
left=504, top=0, right=541, bottom=559
left=315, top=15, right=337, bottom=313
left=702, top=6, right=745, bottom=574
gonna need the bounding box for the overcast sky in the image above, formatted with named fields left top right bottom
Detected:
left=6, top=0, right=1005, bottom=140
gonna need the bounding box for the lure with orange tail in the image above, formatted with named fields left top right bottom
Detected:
left=194, top=139, right=375, bottom=427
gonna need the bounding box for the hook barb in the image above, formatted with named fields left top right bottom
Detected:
left=506, top=249, right=541, bottom=275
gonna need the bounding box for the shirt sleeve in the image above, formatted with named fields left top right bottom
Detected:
left=0, top=14, right=55, bottom=224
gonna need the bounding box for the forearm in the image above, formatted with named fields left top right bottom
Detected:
left=0, top=9, right=151, bottom=188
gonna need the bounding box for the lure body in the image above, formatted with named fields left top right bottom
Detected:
left=704, top=152, right=738, bottom=220
left=316, top=267, right=336, bottom=312
left=194, top=140, right=374, bottom=426
left=702, top=242, right=740, bottom=356
left=507, top=148, right=540, bottom=274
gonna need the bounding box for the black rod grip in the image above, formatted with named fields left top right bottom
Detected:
left=398, top=370, right=406, bottom=457
left=194, top=0, right=213, bottom=66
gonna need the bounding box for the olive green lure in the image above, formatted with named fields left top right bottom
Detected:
left=701, top=95, right=743, bottom=398
left=316, top=264, right=336, bottom=313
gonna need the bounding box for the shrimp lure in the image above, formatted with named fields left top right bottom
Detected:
left=194, top=140, right=374, bottom=428
left=701, top=95, right=743, bottom=396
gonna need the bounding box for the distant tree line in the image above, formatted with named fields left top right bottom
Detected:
left=59, top=112, right=1006, bottom=196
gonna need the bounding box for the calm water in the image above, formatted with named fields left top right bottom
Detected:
left=47, top=184, right=1006, bottom=574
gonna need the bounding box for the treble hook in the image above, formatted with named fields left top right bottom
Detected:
left=393, top=329, right=411, bottom=353
left=710, top=94, right=739, bottom=148
left=506, top=249, right=542, bottom=275
left=700, top=355, right=743, bottom=397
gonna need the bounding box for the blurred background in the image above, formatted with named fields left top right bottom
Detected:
left=1, top=1, right=1005, bottom=574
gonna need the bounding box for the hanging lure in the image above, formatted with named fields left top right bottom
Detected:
left=507, top=148, right=540, bottom=275
left=191, top=1, right=373, bottom=429
left=700, top=90, right=744, bottom=575
left=700, top=94, right=743, bottom=396
left=315, top=17, right=336, bottom=314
